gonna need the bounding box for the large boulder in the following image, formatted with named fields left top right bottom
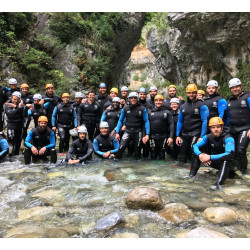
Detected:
left=204, top=207, right=238, bottom=224
left=4, top=225, right=45, bottom=238
left=176, top=227, right=229, bottom=238
left=125, top=187, right=163, bottom=210
left=95, top=212, right=125, bottom=231
left=158, top=203, right=194, bottom=224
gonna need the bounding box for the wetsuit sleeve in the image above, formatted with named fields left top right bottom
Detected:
left=27, top=109, right=32, bottom=117
left=0, top=139, right=9, bottom=157
left=73, top=108, right=77, bottom=128
left=101, top=111, right=107, bottom=122
left=248, top=97, right=250, bottom=128
left=66, top=141, right=76, bottom=160
left=46, top=131, right=56, bottom=149
left=110, top=138, right=119, bottom=154
left=210, top=137, right=235, bottom=161
left=44, top=102, right=50, bottom=109
left=79, top=140, right=93, bottom=162
left=200, top=105, right=209, bottom=137
left=116, top=109, right=125, bottom=133
left=143, top=108, right=150, bottom=135
left=193, top=136, right=208, bottom=156
left=217, top=99, right=227, bottom=119
left=176, top=109, right=183, bottom=137
left=51, top=106, right=57, bottom=127
left=25, top=130, right=34, bottom=148
left=167, top=114, right=174, bottom=139
left=5, top=105, right=22, bottom=118
left=93, top=139, right=104, bottom=156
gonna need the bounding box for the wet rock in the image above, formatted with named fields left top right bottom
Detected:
left=80, top=222, right=96, bottom=235
left=4, top=225, right=45, bottom=238
left=176, top=227, right=229, bottom=238
left=145, top=176, right=167, bottom=182
left=212, top=198, right=224, bottom=203
left=95, top=212, right=125, bottom=231
left=125, top=187, right=163, bottom=210
left=141, top=223, right=161, bottom=236
left=158, top=203, right=194, bottom=224
left=120, top=168, right=133, bottom=174
left=124, top=213, right=139, bottom=228
left=47, top=172, right=66, bottom=179
left=223, top=186, right=249, bottom=195
left=45, top=228, right=69, bottom=238
left=204, top=207, right=238, bottom=224
left=185, top=200, right=213, bottom=211
left=18, top=206, right=54, bottom=222
left=64, top=225, right=80, bottom=236
left=104, top=168, right=124, bottom=181
left=31, top=189, right=63, bottom=206
left=237, top=210, right=250, bottom=224
left=110, top=232, right=139, bottom=238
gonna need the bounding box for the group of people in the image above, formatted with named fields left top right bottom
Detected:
left=0, top=77, right=249, bottom=190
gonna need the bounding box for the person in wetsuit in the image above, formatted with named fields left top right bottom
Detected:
left=115, top=92, right=150, bottom=159
left=24, top=116, right=57, bottom=164
left=192, top=117, right=235, bottom=191
left=176, top=83, right=209, bottom=165
left=95, top=83, right=111, bottom=111
left=120, top=86, right=130, bottom=107
left=93, top=121, right=119, bottom=159
left=164, top=85, right=184, bottom=111
left=63, top=125, right=93, bottom=165
left=148, top=86, right=158, bottom=108
left=0, top=132, right=9, bottom=162
left=227, top=78, right=250, bottom=174
left=6, top=78, right=21, bottom=100
left=138, top=87, right=153, bottom=110
left=77, top=90, right=102, bottom=141
left=197, top=90, right=205, bottom=100
left=0, top=83, right=9, bottom=131
left=148, top=94, right=174, bottom=159
left=52, top=93, right=77, bottom=154
left=103, top=87, right=119, bottom=111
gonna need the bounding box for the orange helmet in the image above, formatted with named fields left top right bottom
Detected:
left=21, top=83, right=29, bottom=89
left=209, top=117, right=224, bottom=127
left=197, top=90, right=205, bottom=95
left=186, top=84, right=198, bottom=93
left=62, top=93, right=70, bottom=98
left=154, top=94, right=164, bottom=100
left=38, top=116, right=48, bottom=123
left=45, top=83, right=54, bottom=89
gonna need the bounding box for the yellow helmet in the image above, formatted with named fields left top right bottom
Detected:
left=154, top=94, right=164, bottom=100
left=197, top=90, right=205, bottom=95
left=168, top=85, right=177, bottom=89
left=21, top=83, right=29, bottom=89
left=38, top=116, right=48, bottom=123
left=45, top=83, right=54, bottom=89
left=209, top=117, right=224, bottom=127
left=110, top=87, right=118, bottom=94
left=186, top=84, right=198, bottom=93
left=62, top=93, right=70, bottom=98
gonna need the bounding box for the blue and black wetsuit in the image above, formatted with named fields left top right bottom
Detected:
left=6, top=87, right=21, bottom=100
left=192, top=128, right=235, bottom=186
left=101, top=106, right=121, bottom=133
left=115, top=103, right=150, bottom=159
left=176, top=98, right=209, bottom=166
left=0, top=133, right=9, bottom=161
left=93, top=134, right=119, bottom=158
left=227, top=91, right=250, bottom=174
left=24, top=126, right=57, bottom=164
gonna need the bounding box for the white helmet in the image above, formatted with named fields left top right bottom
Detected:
left=121, top=86, right=128, bottom=91
left=207, top=80, right=218, bottom=87
left=100, top=121, right=109, bottom=128
left=70, top=129, right=78, bottom=137
left=228, top=78, right=241, bottom=88
left=78, top=126, right=87, bottom=133
left=9, top=78, right=17, bottom=85
left=75, top=92, right=84, bottom=98
left=12, top=91, right=21, bottom=99
left=33, top=93, right=42, bottom=100
left=112, top=97, right=120, bottom=102
left=128, top=92, right=138, bottom=99
left=149, top=86, right=158, bottom=91
left=170, top=97, right=180, bottom=104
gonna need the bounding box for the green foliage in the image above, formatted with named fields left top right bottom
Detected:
left=133, top=73, right=140, bottom=81
left=139, top=82, right=150, bottom=93
left=140, top=72, right=147, bottom=81
left=236, top=59, right=250, bottom=92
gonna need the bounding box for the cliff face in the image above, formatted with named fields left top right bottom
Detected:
left=147, top=12, right=250, bottom=85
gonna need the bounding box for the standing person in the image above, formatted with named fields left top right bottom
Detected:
left=62, top=126, right=93, bottom=165
left=227, top=78, right=250, bottom=174
left=101, top=97, right=122, bottom=135
left=191, top=117, right=235, bottom=191
left=148, top=94, right=174, bottom=159
left=6, top=78, right=21, bottom=100
left=95, top=83, right=111, bottom=111
left=0, top=132, right=9, bottom=162
left=5, top=91, right=25, bottom=156
left=24, top=116, right=57, bottom=164
left=138, top=87, right=153, bottom=110
left=115, top=92, right=150, bottom=159
left=120, top=86, right=130, bottom=107
left=72, top=92, right=84, bottom=115
left=52, top=93, right=77, bottom=154
left=148, top=86, right=158, bottom=107
left=176, top=84, right=209, bottom=165
left=165, top=85, right=184, bottom=110
left=77, top=90, right=102, bottom=141
left=42, top=83, right=62, bottom=128
left=203, top=80, right=228, bottom=122
left=197, top=90, right=205, bottom=100
left=0, top=83, right=9, bottom=131
left=103, top=87, right=119, bottom=110
left=93, top=122, right=119, bottom=158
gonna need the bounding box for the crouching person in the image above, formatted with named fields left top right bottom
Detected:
left=0, top=132, right=9, bottom=162
left=93, top=122, right=119, bottom=159
left=24, top=116, right=57, bottom=164
left=190, top=117, right=235, bottom=191
left=64, top=126, right=93, bottom=165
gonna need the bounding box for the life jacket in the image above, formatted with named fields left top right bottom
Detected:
left=79, top=101, right=101, bottom=125
left=95, top=94, right=111, bottom=110
left=31, top=104, right=47, bottom=127
left=103, top=107, right=121, bottom=132
left=95, top=134, right=115, bottom=152
left=21, top=92, right=33, bottom=105
left=31, top=127, right=53, bottom=148
left=56, top=103, right=74, bottom=127
left=204, top=93, right=224, bottom=119
left=139, top=99, right=153, bottom=110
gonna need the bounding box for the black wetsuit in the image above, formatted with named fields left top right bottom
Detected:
left=101, top=106, right=121, bottom=133
left=0, top=86, right=8, bottom=131
left=6, top=87, right=21, bottom=100
left=148, top=107, right=174, bottom=159
left=27, top=104, right=48, bottom=127
left=164, top=98, right=184, bottom=111
left=95, top=94, right=111, bottom=111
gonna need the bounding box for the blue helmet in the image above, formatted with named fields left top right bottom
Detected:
left=99, top=83, right=107, bottom=88
left=138, top=87, right=147, bottom=93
